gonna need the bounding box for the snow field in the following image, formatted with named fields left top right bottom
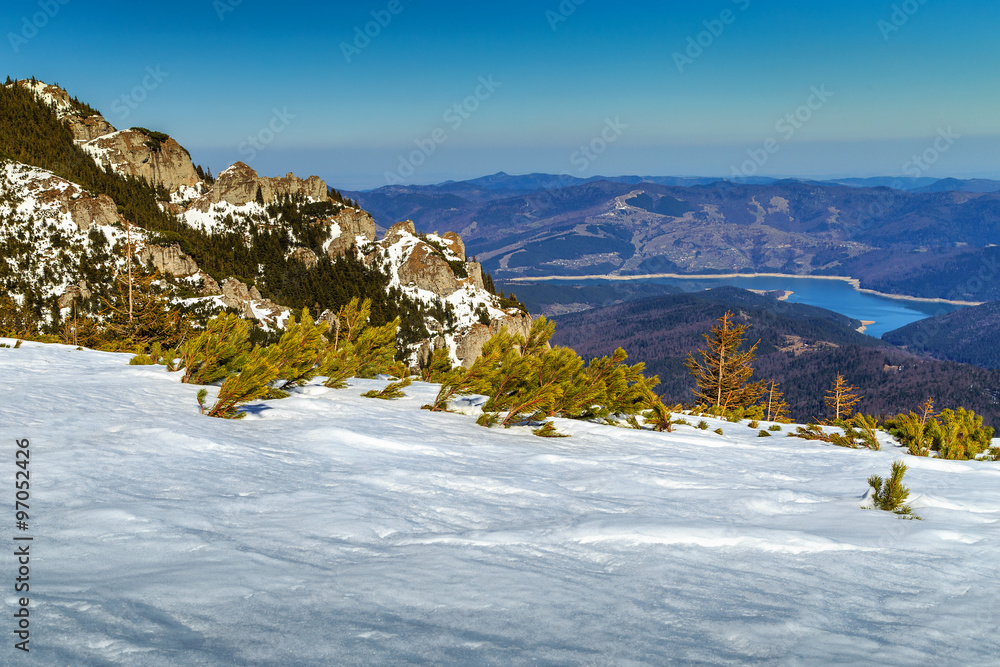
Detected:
left=1, top=340, right=999, bottom=665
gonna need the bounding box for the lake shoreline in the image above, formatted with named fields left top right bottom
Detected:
left=506, top=272, right=983, bottom=307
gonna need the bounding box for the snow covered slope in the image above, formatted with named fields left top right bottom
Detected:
left=3, top=341, right=999, bottom=664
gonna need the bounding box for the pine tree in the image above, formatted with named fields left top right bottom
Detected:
left=825, top=373, right=862, bottom=421
left=101, top=266, right=189, bottom=351
left=265, top=308, right=329, bottom=394
left=868, top=461, right=917, bottom=518
left=205, top=347, right=280, bottom=419
left=362, top=377, right=413, bottom=400
left=763, top=380, right=790, bottom=422
left=180, top=313, right=251, bottom=385
left=644, top=399, right=680, bottom=432
left=684, top=311, right=764, bottom=411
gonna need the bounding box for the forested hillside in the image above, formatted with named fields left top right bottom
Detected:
left=552, top=288, right=1000, bottom=427
left=883, top=301, right=1000, bottom=369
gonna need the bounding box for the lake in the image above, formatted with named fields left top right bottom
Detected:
left=569, top=275, right=966, bottom=338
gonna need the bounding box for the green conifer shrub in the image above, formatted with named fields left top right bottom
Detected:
left=204, top=347, right=280, bottom=419
left=179, top=313, right=251, bottom=385
left=758, top=430, right=772, bottom=437
left=362, top=377, right=413, bottom=400
left=867, top=461, right=918, bottom=518
left=533, top=422, right=570, bottom=438
left=264, top=309, right=329, bottom=396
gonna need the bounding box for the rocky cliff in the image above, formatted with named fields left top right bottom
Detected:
left=4, top=80, right=531, bottom=366
left=83, top=130, right=201, bottom=192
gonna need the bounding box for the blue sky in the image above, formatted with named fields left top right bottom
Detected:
left=6, top=0, right=1000, bottom=189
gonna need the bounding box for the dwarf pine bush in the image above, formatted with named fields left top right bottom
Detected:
left=868, top=461, right=918, bottom=518
left=179, top=313, right=251, bottom=385
left=204, top=347, right=280, bottom=419
left=362, top=377, right=413, bottom=400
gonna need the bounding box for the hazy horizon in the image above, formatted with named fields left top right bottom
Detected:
left=7, top=0, right=999, bottom=190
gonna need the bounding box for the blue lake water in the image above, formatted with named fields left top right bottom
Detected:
left=574, top=276, right=966, bottom=338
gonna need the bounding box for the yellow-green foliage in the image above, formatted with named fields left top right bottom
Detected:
left=205, top=347, right=280, bottom=419
left=868, top=461, right=918, bottom=518
left=886, top=401, right=994, bottom=460
left=320, top=298, right=400, bottom=389
left=265, top=309, right=329, bottom=393
left=466, top=317, right=659, bottom=429
left=362, top=377, right=413, bottom=400
left=828, top=414, right=882, bottom=451
left=179, top=313, right=251, bottom=385
left=644, top=400, right=684, bottom=432
left=533, top=422, right=570, bottom=438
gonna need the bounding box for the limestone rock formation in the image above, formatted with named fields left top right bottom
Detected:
left=290, top=247, right=319, bottom=269
left=57, top=281, right=92, bottom=309
left=219, top=278, right=287, bottom=326
left=203, top=162, right=327, bottom=207
left=65, top=193, right=121, bottom=232
left=137, top=244, right=199, bottom=278
left=382, top=220, right=417, bottom=246
left=454, top=312, right=534, bottom=368
left=83, top=129, right=200, bottom=192
left=397, top=241, right=462, bottom=296
left=1, top=165, right=123, bottom=232
left=64, top=115, right=116, bottom=143
left=323, top=208, right=377, bottom=258
left=441, top=231, right=465, bottom=260
left=465, top=261, right=486, bottom=290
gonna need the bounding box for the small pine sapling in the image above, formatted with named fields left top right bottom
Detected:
left=714, top=428, right=724, bottom=435
left=697, top=420, right=708, bottom=430
left=867, top=461, right=918, bottom=518
left=758, top=430, right=772, bottom=437
left=362, top=377, right=413, bottom=400
left=825, top=373, right=862, bottom=422
left=533, top=422, right=570, bottom=438
left=768, top=424, right=782, bottom=432
left=644, top=400, right=680, bottom=432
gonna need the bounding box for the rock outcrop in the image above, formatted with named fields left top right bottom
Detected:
left=203, top=162, right=327, bottom=207
left=324, top=208, right=377, bottom=258
left=454, top=312, right=534, bottom=368
left=0, top=163, right=123, bottom=232
left=290, top=247, right=319, bottom=269
left=138, top=244, right=199, bottom=278
left=397, top=241, right=463, bottom=296
left=83, top=129, right=200, bottom=192
left=57, top=281, right=92, bottom=309
left=64, top=115, right=116, bottom=143
left=219, top=278, right=287, bottom=327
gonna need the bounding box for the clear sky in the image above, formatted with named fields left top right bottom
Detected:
left=6, top=0, right=1000, bottom=189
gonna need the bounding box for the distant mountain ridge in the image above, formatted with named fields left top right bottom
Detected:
left=346, top=172, right=1000, bottom=303
left=550, top=287, right=1000, bottom=427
